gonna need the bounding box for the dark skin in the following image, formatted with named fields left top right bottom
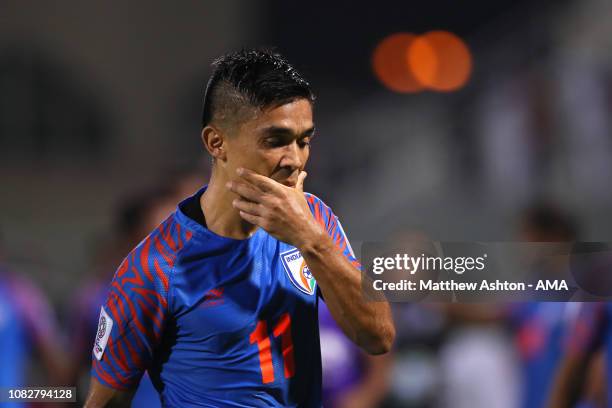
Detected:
left=85, top=98, right=395, bottom=407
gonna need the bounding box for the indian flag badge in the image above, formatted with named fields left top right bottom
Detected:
left=280, top=248, right=316, bottom=295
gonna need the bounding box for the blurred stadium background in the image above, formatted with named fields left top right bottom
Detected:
left=1, top=0, right=612, bottom=406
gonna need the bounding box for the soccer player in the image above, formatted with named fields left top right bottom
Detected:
left=438, top=202, right=585, bottom=408
left=85, top=49, right=395, bottom=407
left=547, top=303, right=610, bottom=408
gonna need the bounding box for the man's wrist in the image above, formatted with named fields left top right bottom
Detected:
left=297, top=226, right=333, bottom=257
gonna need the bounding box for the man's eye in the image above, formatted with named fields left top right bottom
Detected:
left=264, top=137, right=283, bottom=147
left=263, top=136, right=310, bottom=148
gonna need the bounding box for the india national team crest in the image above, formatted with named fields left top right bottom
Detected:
left=280, top=248, right=317, bottom=295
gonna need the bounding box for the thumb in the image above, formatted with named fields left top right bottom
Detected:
left=296, top=171, right=308, bottom=193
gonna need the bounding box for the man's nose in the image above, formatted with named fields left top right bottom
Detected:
left=280, top=141, right=303, bottom=170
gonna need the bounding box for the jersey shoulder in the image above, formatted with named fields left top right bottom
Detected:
left=304, top=192, right=336, bottom=230
left=92, top=213, right=196, bottom=389
left=114, top=213, right=195, bottom=300
left=304, top=192, right=358, bottom=265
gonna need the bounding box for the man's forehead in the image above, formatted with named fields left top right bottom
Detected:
left=253, top=99, right=314, bottom=133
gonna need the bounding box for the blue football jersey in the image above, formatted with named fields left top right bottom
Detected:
left=511, top=302, right=570, bottom=408
left=565, top=302, right=612, bottom=408
left=91, top=186, right=359, bottom=407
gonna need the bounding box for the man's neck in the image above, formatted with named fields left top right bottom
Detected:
left=200, top=170, right=258, bottom=239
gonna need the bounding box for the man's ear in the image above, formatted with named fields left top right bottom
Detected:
left=201, top=125, right=226, bottom=162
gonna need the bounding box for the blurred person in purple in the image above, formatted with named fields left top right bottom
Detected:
left=0, top=233, right=70, bottom=407
left=319, top=301, right=392, bottom=408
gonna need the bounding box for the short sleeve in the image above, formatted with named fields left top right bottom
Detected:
left=91, top=237, right=170, bottom=390
left=564, top=302, right=607, bottom=357
left=305, top=193, right=361, bottom=270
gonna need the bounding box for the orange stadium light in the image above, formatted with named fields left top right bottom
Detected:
left=407, top=30, right=472, bottom=92
left=372, top=33, right=425, bottom=93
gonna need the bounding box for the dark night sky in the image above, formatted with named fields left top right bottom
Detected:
left=262, top=0, right=549, bottom=91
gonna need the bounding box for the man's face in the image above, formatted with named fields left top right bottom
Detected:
left=223, top=98, right=314, bottom=188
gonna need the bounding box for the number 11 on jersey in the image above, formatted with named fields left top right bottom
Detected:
left=249, top=313, right=295, bottom=384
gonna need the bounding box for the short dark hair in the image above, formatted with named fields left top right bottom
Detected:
left=116, top=187, right=173, bottom=238
left=522, top=202, right=578, bottom=241
left=201, top=48, right=314, bottom=129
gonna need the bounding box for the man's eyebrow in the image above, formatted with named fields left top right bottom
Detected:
left=260, top=126, right=316, bottom=137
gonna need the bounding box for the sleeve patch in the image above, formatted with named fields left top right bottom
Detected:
left=93, top=306, right=114, bottom=361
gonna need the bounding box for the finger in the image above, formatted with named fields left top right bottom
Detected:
left=227, top=180, right=263, bottom=203
left=237, top=168, right=278, bottom=192
left=232, top=198, right=263, bottom=216
left=238, top=210, right=262, bottom=226
left=296, top=171, right=307, bottom=193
